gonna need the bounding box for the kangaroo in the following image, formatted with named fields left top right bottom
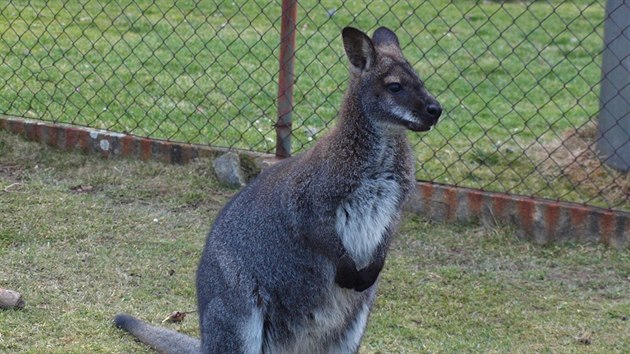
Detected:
left=114, top=26, right=441, bottom=354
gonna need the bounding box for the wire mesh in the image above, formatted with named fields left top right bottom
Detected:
left=0, top=0, right=627, bottom=212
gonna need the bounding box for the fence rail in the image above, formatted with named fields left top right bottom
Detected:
left=1, top=0, right=628, bottom=212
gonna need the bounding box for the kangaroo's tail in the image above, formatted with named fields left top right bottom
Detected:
left=114, top=313, right=200, bottom=354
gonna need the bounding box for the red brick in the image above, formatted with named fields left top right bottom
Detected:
left=65, top=128, right=77, bottom=150
left=25, top=123, right=37, bottom=141
left=420, top=183, right=433, bottom=200
left=491, top=194, right=511, bottom=220
left=9, top=120, right=24, bottom=135
left=570, top=206, right=589, bottom=227
left=47, top=126, right=59, bottom=148
left=180, top=145, right=193, bottom=163
left=516, top=199, right=534, bottom=233
left=120, top=136, right=135, bottom=157
left=159, top=142, right=172, bottom=163
left=444, top=186, right=457, bottom=221
left=76, top=130, right=90, bottom=151
left=545, top=203, right=560, bottom=238
left=467, top=190, right=483, bottom=216
left=139, top=139, right=152, bottom=161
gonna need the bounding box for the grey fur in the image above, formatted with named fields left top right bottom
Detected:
left=114, top=26, right=441, bottom=354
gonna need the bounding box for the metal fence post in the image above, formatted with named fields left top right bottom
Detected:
left=597, top=0, right=630, bottom=172
left=275, top=0, right=298, bottom=158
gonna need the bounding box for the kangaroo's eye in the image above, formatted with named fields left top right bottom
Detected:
left=386, top=83, right=403, bottom=94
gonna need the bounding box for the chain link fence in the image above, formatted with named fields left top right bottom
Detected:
left=1, top=0, right=628, bottom=212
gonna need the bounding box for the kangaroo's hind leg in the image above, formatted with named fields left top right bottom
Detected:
left=197, top=234, right=273, bottom=354
left=328, top=301, right=371, bottom=354
left=327, top=288, right=376, bottom=354
left=198, top=295, right=265, bottom=354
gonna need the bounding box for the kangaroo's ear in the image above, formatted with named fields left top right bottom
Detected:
left=372, top=27, right=403, bottom=56
left=372, top=27, right=400, bottom=48
left=342, top=27, right=376, bottom=73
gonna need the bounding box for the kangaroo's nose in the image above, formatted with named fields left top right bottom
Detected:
left=426, top=103, right=442, bottom=119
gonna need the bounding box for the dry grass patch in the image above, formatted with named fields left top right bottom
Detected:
left=531, top=123, right=630, bottom=210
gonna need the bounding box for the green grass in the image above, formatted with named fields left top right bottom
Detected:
left=0, top=0, right=625, bottom=211
left=2, top=130, right=630, bottom=353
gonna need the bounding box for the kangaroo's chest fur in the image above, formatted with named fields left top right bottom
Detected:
left=335, top=147, right=404, bottom=269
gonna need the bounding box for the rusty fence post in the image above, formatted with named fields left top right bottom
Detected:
left=276, top=0, right=298, bottom=158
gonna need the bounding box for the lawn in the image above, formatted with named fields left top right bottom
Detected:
left=1, top=130, right=629, bottom=353
left=2, top=0, right=625, bottom=212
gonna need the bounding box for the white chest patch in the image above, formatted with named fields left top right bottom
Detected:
left=335, top=176, right=401, bottom=269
